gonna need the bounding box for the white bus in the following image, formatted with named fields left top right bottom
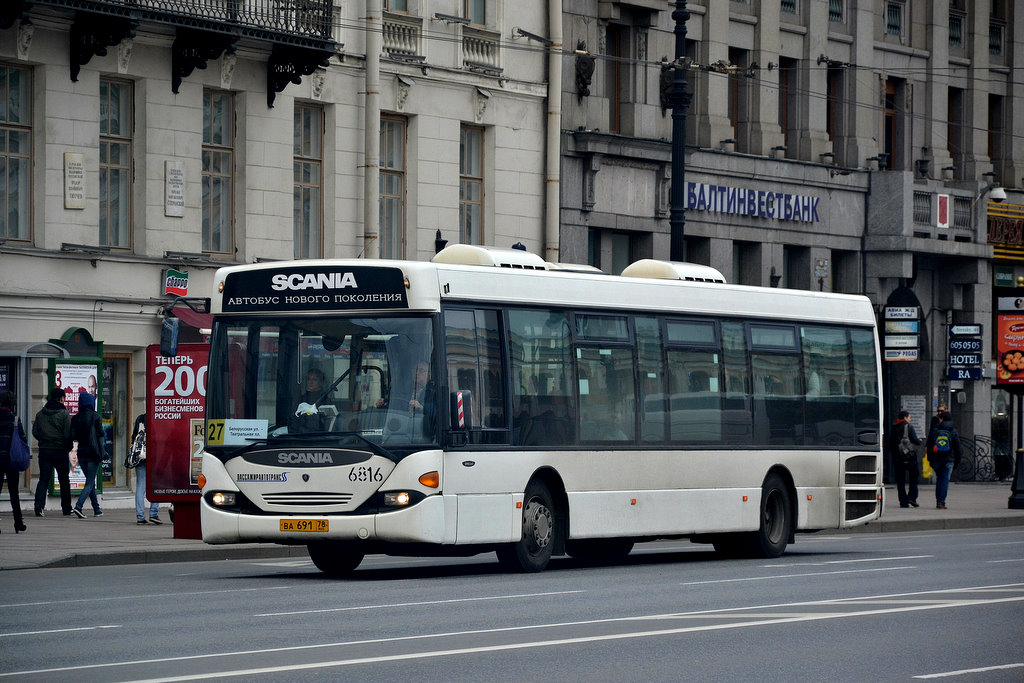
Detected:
left=197, top=245, right=883, bottom=574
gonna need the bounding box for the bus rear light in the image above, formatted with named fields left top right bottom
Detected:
left=384, top=492, right=411, bottom=506
left=418, top=471, right=440, bottom=488
left=197, top=473, right=207, bottom=489
left=807, top=494, right=813, bottom=501
left=211, top=492, right=236, bottom=507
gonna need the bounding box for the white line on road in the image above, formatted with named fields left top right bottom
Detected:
left=914, top=662, right=1024, bottom=678
left=3, top=583, right=1021, bottom=680
left=679, top=565, right=916, bottom=585
left=763, top=555, right=932, bottom=567
left=254, top=590, right=586, bottom=617
left=0, top=585, right=293, bottom=609
left=0, top=625, right=121, bottom=638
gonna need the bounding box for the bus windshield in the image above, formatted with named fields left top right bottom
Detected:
left=206, top=315, right=438, bottom=452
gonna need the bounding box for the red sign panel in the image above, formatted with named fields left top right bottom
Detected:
left=996, top=314, right=1024, bottom=384
left=146, top=344, right=208, bottom=501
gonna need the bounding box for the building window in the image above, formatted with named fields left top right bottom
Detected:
left=948, top=11, right=964, bottom=48
left=99, top=78, right=132, bottom=249
left=379, top=115, right=406, bottom=259
left=202, top=90, right=234, bottom=255
left=606, top=24, right=627, bottom=134
left=464, top=0, right=485, bottom=25
left=781, top=0, right=797, bottom=15
left=885, top=1, right=905, bottom=38
left=989, top=94, right=1004, bottom=168
left=826, top=65, right=844, bottom=146
left=883, top=78, right=906, bottom=171
left=948, top=87, right=964, bottom=169
left=459, top=125, right=483, bottom=245
left=828, top=0, right=843, bottom=23
left=294, top=103, right=323, bottom=259
left=778, top=57, right=798, bottom=153
left=1, top=64, right=30, bottom=242
left=989, top=22, right=1004, bottom=57
left=727, top=48, right=750, bottom=150
left=384, top=0, right=407, bottom=11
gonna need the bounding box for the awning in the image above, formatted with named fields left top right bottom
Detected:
left=170, top=305, right=213, bottom=331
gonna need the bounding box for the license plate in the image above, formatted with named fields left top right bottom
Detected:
left=280, top=519, right=328, bottom=532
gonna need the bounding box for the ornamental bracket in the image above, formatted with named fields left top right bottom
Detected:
left=70, top=12, right=137, bottom=82
left=267, top=44, right=332, bottom=108
left=172, top=28, right=238, bottom=94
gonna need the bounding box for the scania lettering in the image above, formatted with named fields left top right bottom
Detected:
left=271, top=272, right=358, bottom=291
left=278, top=452, right=335, bottom=465
left=197, top=249, right=883, bottom=576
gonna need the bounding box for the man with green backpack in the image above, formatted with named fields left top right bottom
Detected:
left=926, top=410, right=962, bottom=510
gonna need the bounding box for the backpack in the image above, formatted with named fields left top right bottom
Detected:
left=125, top=424, right=145, bottom=469
left=897, top=423, right=916, bottom=460
left=933, top=428, right=952, bottom=453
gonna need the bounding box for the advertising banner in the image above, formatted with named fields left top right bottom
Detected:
left=146, top=344, right=207, bottom=501
left=996, top=314, right=1024, bottom=384
left=53, top=362, right=100, bottom=492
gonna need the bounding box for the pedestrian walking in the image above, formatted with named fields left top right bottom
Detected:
left=0, top=390, right=28, bottom=534
left=70, top=391, right=104, bottom=518
left=130, top=413, right=162, bottom=525
left=888, top=410, right=922, bottom=508
left=926, top=409, right=962, bottom=510
left=32, top=387, right=74, bottom=517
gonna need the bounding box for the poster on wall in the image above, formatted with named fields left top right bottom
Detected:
left=146, top=344, right=207, bottom=501
left=53, top=362, right=100, bottom=492
left=996, top=290, right=1024, bottom=386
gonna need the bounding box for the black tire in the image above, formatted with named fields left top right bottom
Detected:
left=496, top=480, right=557, bottom=572
left=565, top=538, right=635, bottom=565
left=713, top=474, right=793, bottom=559
left=307, top=542, right=365, bottom=576
left=750, top=473, right=793, bottom=558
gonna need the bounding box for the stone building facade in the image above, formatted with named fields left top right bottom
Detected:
left=0, top=0, right=551, bottom=494
left=558, top=0, right=1023, bottom=455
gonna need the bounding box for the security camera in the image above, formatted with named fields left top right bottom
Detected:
left=991, top=186, right=1007, bottom=202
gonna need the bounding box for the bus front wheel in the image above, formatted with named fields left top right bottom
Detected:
left=308, top=542, right=365, bottom=576
left=496, top=480, right=557, bottom=572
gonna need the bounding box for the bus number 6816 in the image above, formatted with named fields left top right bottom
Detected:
left=349, top=466, right=383, bottom=482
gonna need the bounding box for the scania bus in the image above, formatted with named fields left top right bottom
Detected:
left=197, top=245, right=883, bottom=574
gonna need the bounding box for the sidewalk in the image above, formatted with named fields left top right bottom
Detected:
left=1, top=482, right=1023, bottom=571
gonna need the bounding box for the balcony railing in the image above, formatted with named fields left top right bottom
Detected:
left=383, top=12, right=422, bottom=58
left=463, top=25, right=501, bottom=74
left=29, top=0, right=335, bottom=42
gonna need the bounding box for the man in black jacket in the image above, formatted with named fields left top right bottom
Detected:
left=32, top=388, right=73, bottom=517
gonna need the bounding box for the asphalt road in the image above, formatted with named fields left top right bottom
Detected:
left=2, top=527, right=1023, bottom=682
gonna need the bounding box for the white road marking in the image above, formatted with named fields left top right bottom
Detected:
left=3, top=583, right=1021, bottom=680
left=914, top=662, right=1024, bottom=679
left=254, top=590, right=586, bottom=617
left=763, top=555, right=932, bottom=567
left=679, top=565, right=916, bottom=585
left=0, top=586, right=292, bottom=609
left=0, top=625, right=121, bottom=638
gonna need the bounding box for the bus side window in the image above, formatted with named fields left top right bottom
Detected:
left=444, top=307, right=508, bottom=444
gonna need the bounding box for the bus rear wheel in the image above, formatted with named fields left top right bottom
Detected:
left=496, top=480, right=557, bottom=572
left=308, top=542, right=365, bottom=576
left=712, top=474, right=793, bottom=559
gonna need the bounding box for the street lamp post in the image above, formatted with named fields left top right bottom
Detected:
left=668, top=0, right=691, bottom=262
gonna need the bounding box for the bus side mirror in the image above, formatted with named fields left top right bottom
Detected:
left=160, top=317, right=180, bottom=357
left=450, top=390, right=473, bottom=431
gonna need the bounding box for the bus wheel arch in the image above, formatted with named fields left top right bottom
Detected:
left=496, top=469, right=566, bottom=572
left=712, top=468, right=795, bottom=559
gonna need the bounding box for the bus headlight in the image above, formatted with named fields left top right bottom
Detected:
left=384, top=492, right=411, bottom=507
left=211, top=492, right=236, bottom=507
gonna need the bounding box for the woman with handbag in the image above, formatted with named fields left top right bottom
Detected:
left=0, top=390, right=28, bottom=533
left=70, top=391, right=105, bottom=519
left=130, top=413, right=162, bottom=525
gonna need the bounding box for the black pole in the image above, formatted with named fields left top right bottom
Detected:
left=1010, top=393, right=1024, bottom=509
left=668, top=0, right=691, bottom=262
